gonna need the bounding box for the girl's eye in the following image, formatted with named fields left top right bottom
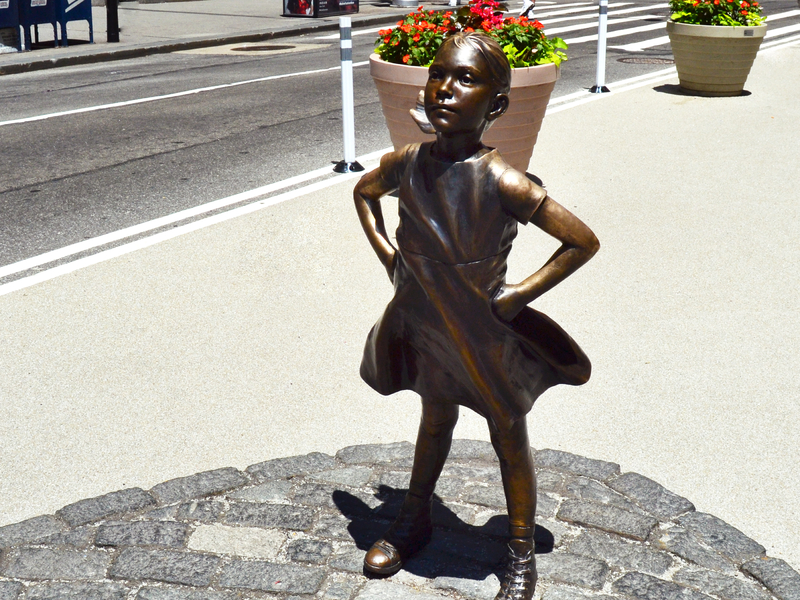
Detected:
left=429, top=69, right=442, bottom=81
left=459, top=75, right=473, bottom=85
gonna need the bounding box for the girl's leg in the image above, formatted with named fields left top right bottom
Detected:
left=364, top=399, right=459, bottom=576
left=489, top=416, right=537, bottom=600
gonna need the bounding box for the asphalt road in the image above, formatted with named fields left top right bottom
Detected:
left=1, top=0, right=798, bottom=277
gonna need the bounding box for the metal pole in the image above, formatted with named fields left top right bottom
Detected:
left=590, top=0, right=610, bottom=93
left=106, top=0, right=120, bottom=43
left=333, top=17, right=364, bottom=173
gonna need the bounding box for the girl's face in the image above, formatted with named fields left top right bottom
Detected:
left=424, top=43, right=506, bottom=136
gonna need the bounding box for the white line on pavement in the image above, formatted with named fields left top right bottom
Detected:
left=548, top=14, right=664, bottom=35
left=610, top=11, right=800, bottom=51
left=565, top=21, right=666, bottom=44
left=4, top=34, right=800, bottom=297
left=0, top=61, right=369, bottom=129
left=0, top=151, right=385, bottom=298
left=541, top=4, right=668, bottom=26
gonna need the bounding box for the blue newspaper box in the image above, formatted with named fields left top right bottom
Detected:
left=18, top=0, right=57, bottom=50
left=1, top=0, right=21, bottom=51
left=56, top=0, right=92, bottom=46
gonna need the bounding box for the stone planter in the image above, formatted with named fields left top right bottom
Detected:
left=666, top=21, right=767, bottom=96
left=369, top=53, right=559, bottom=172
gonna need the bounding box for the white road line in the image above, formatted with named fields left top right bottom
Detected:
left=548, top=14, right=664, bottom=35
left=4, top=33, right=800, bottom=297
left=0, top=150, right=385, bottom=298
left=565, top=21, right=666, bottom=44
left=761, top=31, right=800, bottom=48
left=534, top=2, right=628, bottom=18
left=611, top=35, right=669, bottom=51
left=0, top=61, right=369, bottom=129
left=541, top=4, right=668, bottom=26
left=0, top=165, right=342, bottom=279
left=610, top=10, right=800, bottom=51
left=766, top=23, right=800, bottom=37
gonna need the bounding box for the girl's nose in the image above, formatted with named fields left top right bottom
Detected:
left=436, top=77, right=454, bottom=99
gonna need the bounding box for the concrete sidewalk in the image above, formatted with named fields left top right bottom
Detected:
left=0, top=30, right=798, bottom=586
left=0, top=0, right=435, bottom=75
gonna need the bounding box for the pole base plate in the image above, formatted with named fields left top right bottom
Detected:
left=333, top=161, right=365, bottom=173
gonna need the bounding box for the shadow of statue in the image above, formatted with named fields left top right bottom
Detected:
left=331, top=486, right=555, bottom=582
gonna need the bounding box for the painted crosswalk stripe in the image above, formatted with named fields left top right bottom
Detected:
left=565, top=21, right=666, bottom=44
left=548, top=14, right=664, bottom=35
left=542, top=4, right=668, bottom=26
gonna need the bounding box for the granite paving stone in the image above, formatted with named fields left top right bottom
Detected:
left=608, top=473, right=695, bottom=521
left=536, top=450, right=620, bottom=482
left=95, top=521, right=189, bottom=548
left=612, top=572, right=715, bottom=599
left=336, top=442, right=416, bottom=465
left=542, top=587, right=616, bottom=600
left=0, top=516, right=66, bottom=548
left=327, top=545, right=366, bottom=573
left=320, top=574, right=362, bottom=600
left=536, top=470, right=565, bottom=493
left=1, top=547, right=110, bottom=581
left=440, top=464, right=503, bottom=484
left=246, top=452, right=337, bottom=481
left=150, top=468, right=249, bottom=505
left=0, top=582, right=22, bottom=600
left=135, top=588, right=238, bottom=600
left=558, top=499, right=658, bottom=541
left=310, top=466, right=374, bottom=488
left=110, top=548, right=221, bottom=586
left=743, top=557, right=800, bottom=600
left=563, top=476, right=645, bottom=515
left=433, top=573, right=500, bottom=600
left=227, top=480, right=293, bottom=503
left=224, top=502, right=315, bottom=530
left=374, top=471, right=412, bottom=490
left=286, top=538, right=333, bottom=563
left=218, top=559, right=325, bottom=594
left=187, top=523, right=285, bottom=559
left=0, top=442, right=795, bottom=600
left=568, top=529, right=673, bottom=576
left=446, top=440, right=498, bottom=462
left=674, top=565, right=773, bottom=600
left=355, top=580, right=444, bottom=599
left=677, top=512, right=766, bottom=564
left=174, top=500, right=226, bottom=523
left=24, top=581, right=129, bottom=600
left=56, top=488, right=157, bottom=527
left=40, top=526, right=95, bottom=548
left=654, top=526, right=737, bottom=573
left=537, top=552, right=610, bottom=590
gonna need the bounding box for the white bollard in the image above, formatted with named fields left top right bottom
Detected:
left=590, top=0, right=610, bottom=93
left=334, top=17, right=364, bottom=173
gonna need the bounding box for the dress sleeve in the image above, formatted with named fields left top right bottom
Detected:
left=497, top=167, right=548, bottom=224
left=378, top=144, right=415, bottom=190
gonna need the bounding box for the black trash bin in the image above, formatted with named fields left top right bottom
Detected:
left=56, top=0, right=92, bottom=46
left=283, top=0, right=357, bottom=18
left=0, top=0, right=21, bottom=50
left=18, top=0, right=57, bottom=50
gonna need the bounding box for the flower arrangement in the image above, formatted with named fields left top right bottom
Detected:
left=375, top=0, right=567, bottom=68
left=669, top=0, right=765, bottom=26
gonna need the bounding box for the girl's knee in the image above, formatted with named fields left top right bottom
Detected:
left=420, top=400, right=459, bottom=436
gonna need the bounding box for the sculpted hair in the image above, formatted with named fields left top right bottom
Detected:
left=444, top=32, right=512, bottom=95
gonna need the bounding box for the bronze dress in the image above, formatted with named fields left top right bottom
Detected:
left=360, top=143, right=590, bottom=429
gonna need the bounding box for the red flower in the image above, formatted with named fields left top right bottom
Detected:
left=402, top=54, right=410, bottom=63
left=533, top=19, right=544, bottom=30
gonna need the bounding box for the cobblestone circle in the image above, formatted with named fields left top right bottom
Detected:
left=1, top=441, right=799, bottom=600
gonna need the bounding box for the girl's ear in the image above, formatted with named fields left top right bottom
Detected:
left=487, top=94, right=509, bottom=122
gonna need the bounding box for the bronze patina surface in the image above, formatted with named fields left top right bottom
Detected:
left=353, top=32, right=599, bottom=600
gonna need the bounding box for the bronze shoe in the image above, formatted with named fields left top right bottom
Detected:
left=364, top=495, right=433, bottom=576
left=495, top=538, right=537, bottom=600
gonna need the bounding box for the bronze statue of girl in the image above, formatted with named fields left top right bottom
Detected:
left=353, top=32, right=599, bottom=600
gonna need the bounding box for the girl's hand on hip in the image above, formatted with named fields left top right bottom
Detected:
left=492, top=283, right=527, bottom=322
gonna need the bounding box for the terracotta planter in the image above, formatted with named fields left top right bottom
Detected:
left=667, top=21, right=767, bottom=96
left=369, top=53, right=559, bottom=172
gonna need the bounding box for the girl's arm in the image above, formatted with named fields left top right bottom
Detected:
left=354, top=166, right=398, bottom=281
left=493, top=187, right=600, bottom=321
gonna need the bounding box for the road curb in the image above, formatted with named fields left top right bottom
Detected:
left=0, top=13, right=400, bottom=76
